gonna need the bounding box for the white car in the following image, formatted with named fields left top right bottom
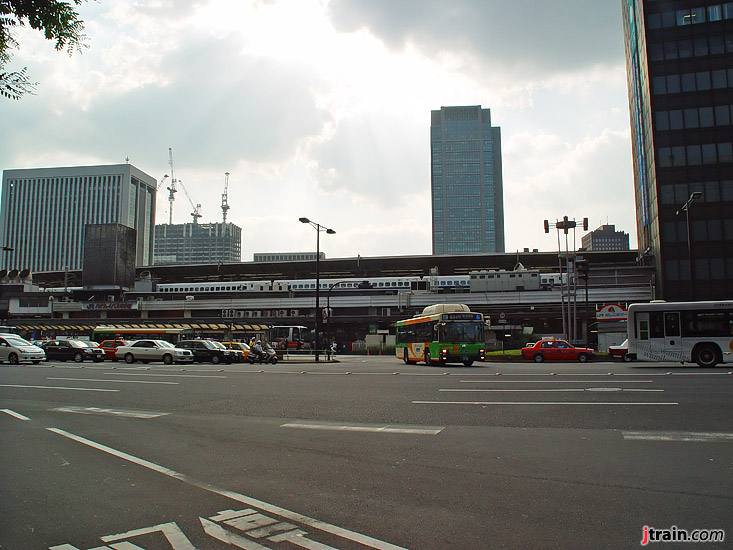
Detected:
left=115, top=339, right=194, bottom=364
left=0, top=334, right=46, bottom=364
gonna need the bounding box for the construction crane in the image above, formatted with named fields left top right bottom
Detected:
left=221, top=172, right=230, bottom=224
left=166, top=148, right=178, bottom=225
left=180, top=183, right=202, bottom=224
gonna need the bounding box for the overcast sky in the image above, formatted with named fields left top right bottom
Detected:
left=0, top=0, right=636, bottom=261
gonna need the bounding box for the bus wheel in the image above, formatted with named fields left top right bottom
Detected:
left=403, top=349, right=410, bottom=365
left=425, top=350, right=433, bottom=366
left=693, top=345, right=720, bottom=368
left=462, top=359, right=474, bottom=367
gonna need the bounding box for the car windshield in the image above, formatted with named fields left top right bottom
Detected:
left=209, top=341, right=226, bottom=349
left=5, top=336, right=31, bottom=347
left=157, top=341, right=175, bottom=348
left=69, top=340, right=87, bottom=348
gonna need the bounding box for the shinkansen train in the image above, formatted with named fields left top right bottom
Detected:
left=154, top=271, right=566, bottom=295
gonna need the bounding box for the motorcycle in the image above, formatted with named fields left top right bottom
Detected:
left=247, top=344, right=278, bottom=364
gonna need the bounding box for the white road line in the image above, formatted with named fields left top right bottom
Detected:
left=0, top=383, right=119, bottom=392
left=104, top=372, right=227, bottom=379
left=1, top=409, right=30, bottom=420
left=459, top=380, right=655, bottom=384
left=622, top=431, right=733, bottom=442
left=52, top=406, right=170, bottom=418
left=46, top=428, right=407, bottom=550
left=413, top=401, right=679, bottom=406
left=281, top=422, right=444, bottom=435
left=439, top=388, right=664, bottom=393
left=48, top=377, right=179, bottom=385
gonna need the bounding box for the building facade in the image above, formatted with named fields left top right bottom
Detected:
left=253, top=252, right=325, bottom=262
left=622, top=0, right=733, bottom=300
left=0, top=164, right=156, bottom=272
left=581, top=224, right=631, bottom=251
left=430, top=105, right=505, bottom=255
left=154, top=222, right=242, bottom=265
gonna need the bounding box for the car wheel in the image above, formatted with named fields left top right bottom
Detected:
left=124, top=353, right=135, bottom=364
left=533, top=354, right=544, bottom=363
left=9, top=353, right=19, bottom=365
left=74, top=353, right=84, bottom=363
left=622, top=353, right=633, bottom=362
left=577, top=354, right=589, bottom=363
left=693, top=345, right=720, bottom=368
left=425, top=349, right=433, bottom=366
left=403, top=349, right=410, bottom=365
left=212, top=355, right=221, bottom=364
left=163, top=354, right=174, bottom=365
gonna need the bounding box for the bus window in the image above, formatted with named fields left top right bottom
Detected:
left=664, top=312, right=680, bottom=337
left=639, top=320, right=649, bottom=341
left=650, top=312, right=664, bottom=338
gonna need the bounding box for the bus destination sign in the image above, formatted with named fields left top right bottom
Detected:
left=442, top=313, right=482, bottom=321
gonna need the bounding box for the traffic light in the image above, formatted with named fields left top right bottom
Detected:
left=543, top=220, right=550, bottom=233
left=576, top=259, right=589, bottom=282
left=583, top=217, right=589, bottom=231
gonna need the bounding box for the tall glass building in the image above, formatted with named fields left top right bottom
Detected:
left=430, top=106, right=505, bottom=255
left=0, top=164, right=157, bottom=272
left=153, top=222, right=242, bottom=265
left=622, top=0, right=733, bottom=300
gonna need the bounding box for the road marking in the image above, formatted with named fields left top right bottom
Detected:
left=460, top=380, right=655, bottom=384
left=1, top=409, right=30, bottom=420
left=0, top=383, right=119, bottom=392
left=52, top=406, right=170, bottom=418
left=48, top=377, right=179, bottom=385
left=440, top=388, right=663, bottom=393
left=413, top=401, right=679, bottom=406
left=46, top=428, right=408, bottom=550
left=281, top=422, right=444, bottom=435
left=622, top=431, right=733, bottom=442
left=104, top=372, right=227, bottom=379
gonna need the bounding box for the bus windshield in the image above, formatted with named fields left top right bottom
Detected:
left=438, top=321, right=484, bottom=343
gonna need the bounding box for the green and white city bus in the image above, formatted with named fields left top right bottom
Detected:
left=395, top=304, right=487, bottom=367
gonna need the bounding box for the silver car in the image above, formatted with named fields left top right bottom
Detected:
left=115, top=339, right=194, bottom=364
left=0, top=334, right=46, bottom=364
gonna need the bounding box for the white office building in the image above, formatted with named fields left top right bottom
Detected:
left=0, top=164, right=157, bottom=272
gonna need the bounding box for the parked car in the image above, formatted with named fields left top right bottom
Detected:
left=222, top=341, right=251, bottom=361
left=177, top=339, right=236, bottom=364
left=98, top=339, right=132, bottom=361
left=608, top=339, right=633, bottom=362
left=0, top=334, right=46, bottom=364
left=115, top=339, right=194, bottom=364
left=41, top=339, right=105, bottom=362
left=521, top=338, right=595, bottom=363
left=210, top=340, right=245, bottom=362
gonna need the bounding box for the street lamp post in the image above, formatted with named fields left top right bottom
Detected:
left=676, top=191, right=702, bottom=299
left=299, top=217, right=335, bottom=362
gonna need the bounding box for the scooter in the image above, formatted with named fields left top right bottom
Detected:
left=247, top=344, right=278, bottom=364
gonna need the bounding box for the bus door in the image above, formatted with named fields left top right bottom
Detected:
left=661, top=311, right=683, bottom=359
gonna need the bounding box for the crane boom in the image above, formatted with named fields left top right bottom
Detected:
left=221, top=172, right=230, bottom=224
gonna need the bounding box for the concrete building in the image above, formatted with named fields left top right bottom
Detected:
left=430, top=105, right=505, bottom=255
left=622, top=1, right=733, bottom=300
left=581, top=224, right=631, bottom=251
left=0, top=164, right=156, bottom=272
left=154, top=222, right=241, bottom=265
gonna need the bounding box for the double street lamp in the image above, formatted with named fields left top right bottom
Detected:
left=676, top=191, right=702, bottom=299
left=299, top=217, right=335, bottom=362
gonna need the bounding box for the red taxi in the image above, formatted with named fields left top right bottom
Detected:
left=98, top=339, right=132, bottom=361
left=521, top=338, right=594, bottom=363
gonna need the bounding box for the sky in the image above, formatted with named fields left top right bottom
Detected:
left=0, top=0, right=637, bottom=261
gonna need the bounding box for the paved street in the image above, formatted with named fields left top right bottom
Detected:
left=1, top=356, right=731, bottom=549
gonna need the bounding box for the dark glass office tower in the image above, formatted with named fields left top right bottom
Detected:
left=430, top=106, right=505, bottom=255
left=623, top=0, right=733, bottom=300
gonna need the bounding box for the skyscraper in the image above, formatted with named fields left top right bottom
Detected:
left=0, top=164, right=157, bottom=272
left=153, top=222, right=242, bottom=265
left=430, top=105, right=505, bottom=255
left=622, top=0, right=733, bottom=300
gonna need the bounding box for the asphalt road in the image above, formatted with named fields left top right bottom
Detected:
left=1, top=356, right=731, bottom=550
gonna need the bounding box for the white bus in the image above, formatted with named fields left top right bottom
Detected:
left=627, top=300, right=733, bottom=367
